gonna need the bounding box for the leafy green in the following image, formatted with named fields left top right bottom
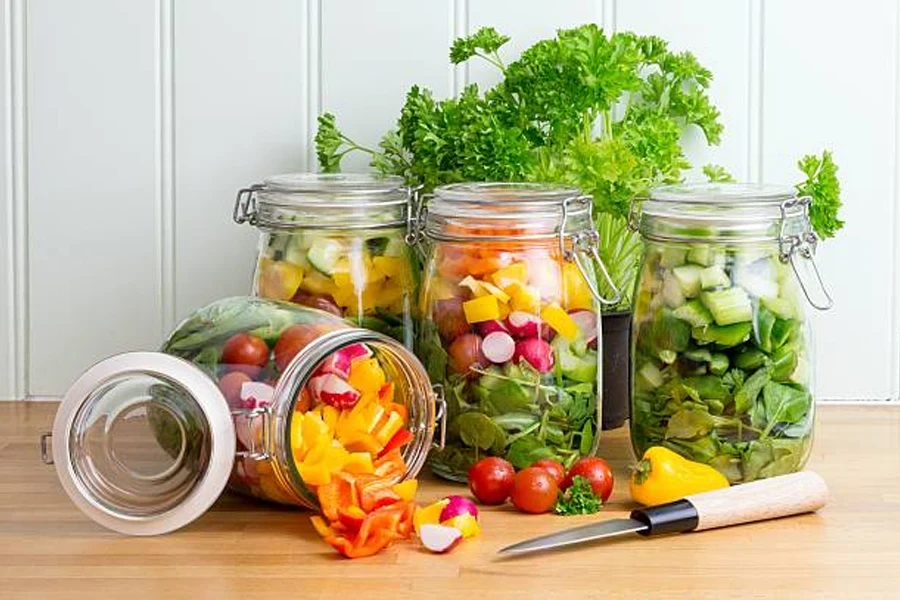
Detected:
left=457, top=412, right=505, bottom=451
left=795, top=150, right=843, bottom=240
left=702, top=164, right=735, bottom=183
left=554, top=475, right=603, bottom=516
left=449, top=26, right=510, bottom=68
left=506, top=435, right=558, bottom=470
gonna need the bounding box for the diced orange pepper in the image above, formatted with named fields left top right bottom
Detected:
left=348, top=358, right=387, bottom=396
left=373, top=449, right=406, bottom=480
left=357, top=479, right=402, bottom=513
left=317, top=475, right=357, bottom=521
left=541, top=303, right=580, bottom=341
left=377, top=382, right=395, bottom=406
left=323, top=530, right=394, bottom=559
left=391, top=479, right=417, bottom=502
left=337, top=505, right=368, bottom=533
left=310, top=515, right=333, bottom=537
left=343, top=452, right=375, bottom=475
left=342, top=432, right=382, bottom=455
left=356, top=504, right=405, bottom=546
left=463, top=295, right=500, bottom=323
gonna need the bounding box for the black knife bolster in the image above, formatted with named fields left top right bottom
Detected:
left=630, top=499, right=699, bottom=536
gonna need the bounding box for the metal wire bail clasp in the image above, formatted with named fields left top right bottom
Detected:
left=232, top=405, right=272, bottom=460
left=233, top=183, right=264, bottom=225
left=778, top=196, right=834, bottom=311
left=431, top=383, right=447, bottom=450
left=560, top=196, right=622, bottom=306
left=405, top=185, right=428, bottom=246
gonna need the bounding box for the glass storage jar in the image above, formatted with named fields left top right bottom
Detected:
left=43, top=297, right=442, bottom=535
left=234, top=173, right=419, bottom=348
left=415, top=183, right=620, bottom=481
left=630, top=183, right=833, bottom=483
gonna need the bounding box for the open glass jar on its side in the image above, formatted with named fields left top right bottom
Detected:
left=415, top=183, right=620, bottom=481
left=630, top=183, right=833, bottom=483
left=43, top=297, right=442, bottom=535
left=235, top=173, right=419, bottom=348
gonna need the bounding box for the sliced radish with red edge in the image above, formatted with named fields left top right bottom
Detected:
left=482, top=331, right=516, bottom=364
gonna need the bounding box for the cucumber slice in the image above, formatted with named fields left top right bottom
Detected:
left=673, top=265, right=703, bottom=298
left=700, top=266, right=730, bottom=290
left=661, top=272, right=686, bottom=307
left=709, top=353, right=729, bottom=375
left=686, top=245, right=724, bottom=267
left=691, top=322, right=752, bottom=348
left=673, top=300, right=713, bottom=328
left=761, top=296, right=796, bottom=320
left=683, top=348, right=712, bottom=364
left=701, top=288, right=752, bottom=325
left=659, top=247, right=688, bottom=268
left=307, top=239, right=343, bottom=275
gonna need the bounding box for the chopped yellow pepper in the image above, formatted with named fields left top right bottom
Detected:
left=463, top=295, right=501, bottom=323
left=392, top=480, right=418, bottom=502
left=507, top=283, right=542, bottom=314
left=490, top=262, right=529, bottom=288
left=257, top=260, right=304, bottom=301
left=343, top=452, right=375, bottom=474
left=563, top=262, right=594, bottom=311
left=541, top=304, right=579, bottom=341
left=348, top=358, right=387, bottom=396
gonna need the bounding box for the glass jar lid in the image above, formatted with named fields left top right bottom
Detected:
left=424, top=182, right=591, bottom=241
left=50, top=352, right=235, bottom=535
left=234, top=173, right=412, bottom=230
left=636, top=182, right=806, bottom=243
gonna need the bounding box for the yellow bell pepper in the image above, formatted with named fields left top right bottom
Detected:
left=563, top=262, right=594, bottom=311
left=507, top=283, right=541, bottom=314
left=391, top=480, right=418, bottom=502
left=490, top=262, right=529, bottom=289
left=343, top=452, right=375, bottom=475
left=301, top=270, right=336, bottom=296
left=372, top=256, right=406, bottom=280
left=320, top=405, right=340, bottom=433
left=301, top=413, right=329, bottom=455
left=257, top=260, right=304, bottom=301
left=348, top=358, right=387, bottom=396
left=413, top=499, right=449, bottom=535
left=629, top=446, right=730, bottom=506
left=375, top=411, right=404, bottom=445
left=298, top=462, right=332, bottom=486
left=479, top=280, right=510, bottom=303
left=541, top=304, right=579, bottom=341
left=463, top=295, right=500, bottom=323
left=441, top=514, right=481, bottom=539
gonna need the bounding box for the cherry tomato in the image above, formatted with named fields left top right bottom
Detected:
left=274, top=324, right=321, bottom=371
left=531, top=459, right=566, bottom=485
left=561, top=457, right=614, bottom=502
left=510, top=467, right=558, bottom=514
left=218, top=371, right=251, bottom=404
left=468, top=457, right=515, bottom=505
left=434, top=298, right=470, bottom=342
left=222, top=333, right=269, bottom=369
left=447, top=333, right=487, bottom=375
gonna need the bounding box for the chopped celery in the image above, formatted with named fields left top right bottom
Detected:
left=673, top=300, right=713, bottom=328
left=762, top=297, right=796, bottom=320
left=700, top=266, right=730, bottom=290
left=709, top=353, right=729, bottom=375
left=701, top=288, right=752, bottom=326
left=659, top=247, right=688, bottom=268
left=672, top=265, right=703, bottom=298
left=661, top=272, right=686, bottom=307
left=683, top=348, right=712, bottom=364
left=686, top=245, right=721, bottom=266
left=691, top=322, right=752, bottom=348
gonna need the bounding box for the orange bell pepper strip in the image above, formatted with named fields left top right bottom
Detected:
left=377, top=429, right=414, bottom=458
left=316, top=475, right=357, bottom=521
left=373, top=449, right=406, bottom=479
left=356, top=504, right=405, bottom=547
left=355, top=477, right=402, bottom=512
left=323, top=530, right=395, bottom=559
left=337, top=505, right=368, bottom=534
left=377, top=381, right=395, bottom=406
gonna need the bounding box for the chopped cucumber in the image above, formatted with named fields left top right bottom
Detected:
left=700, top=266, right=730, bottom=290
left=553, top=338, right=598, bottom=384
left=686, top=245, right=723, bottom=267
left=661, top=272, right=686, bottom=307
left=761, top=297, right=796, bottom=320
left=307, top=239, right=343, bottom=275
left=735, top=348, right=766, bottom=370
left=636, top=362, right=664, bottom=390
left=672, top=265, right=703, bottom=298
left=709, top=353, right=729, bottom=375
left=691, top=322, right=752, bottom=348
left=701, top=288, right=752, bottom=326
left=683, top=348, right=712, bottom=364
left=673, top=300, right=713, bottom=328
left=659, top=247, right=688, bottom=268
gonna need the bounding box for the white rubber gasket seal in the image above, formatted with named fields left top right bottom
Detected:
left=52, top=352, right=235, bottom=536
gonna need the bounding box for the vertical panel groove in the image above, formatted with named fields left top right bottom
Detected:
left=747, top=0, right=764, bottom=182
left=8, top=0, right=27, bottom=398
left=892, top=0, right=900, bottom=400
left=304, top=0, right=321, bottom=171
left=601, top=0, right=617, bottom=32
left=450, top=0, right=469, bottom=97
left=156, top=0, right=175, bottom=337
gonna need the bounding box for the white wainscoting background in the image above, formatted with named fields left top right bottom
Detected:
left=1, top=0, right=898, bottom=401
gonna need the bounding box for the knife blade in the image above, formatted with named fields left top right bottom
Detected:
left=497, top=470, right=829, bottom=557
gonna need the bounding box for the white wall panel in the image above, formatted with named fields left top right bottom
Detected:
left=1, top=0, right=13, bottom=398
left=173, top=0, right=307, bottom=322
left=26, top=0, right=160, bottom=394
left=762, top=0, right=897, bottom=400
left=320, top=0, right=453, bottom=172
left=616, top=0, right=752, bottom=181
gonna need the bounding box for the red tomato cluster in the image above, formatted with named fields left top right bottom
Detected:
left=467, top=456, right=614, bottom=514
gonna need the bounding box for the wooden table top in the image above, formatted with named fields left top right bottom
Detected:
left=1, top=402, right=898, bottom=599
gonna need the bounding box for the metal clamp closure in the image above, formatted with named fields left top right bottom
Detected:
left=40, top=432, right=54, bottom=465
left=405, top=186, right=428, bottom=246
left=778, top=197, right=833, bottom=311
left=233, top=184, right=264, bottom=225
left=232, top=405, right=272, bottom=460
left=560, top=197, right=622, bottom=306
left=627, top=197, right=644, bottom=232
left=432, top=383, right=447, bottom=450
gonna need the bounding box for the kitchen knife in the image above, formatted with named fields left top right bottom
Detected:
left=497, top=470, right=828, bottom=556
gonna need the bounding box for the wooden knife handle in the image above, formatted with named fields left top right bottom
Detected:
left=686, top=470, right=829, bottom=531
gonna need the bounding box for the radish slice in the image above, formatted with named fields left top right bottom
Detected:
left=439, top=495, right=479, bottom=522
left=307, top=375, right=329, bottom=399
left=318, top=374, right=361, bottom=409
left=477, top=320, right=508, bottom=337
left=568, top=310, right=598, bottom=343
left=239, top=381, right=275, bottom=407
left=419, top=524, right=464, bottom=554
left=482, top=331, right=515, bottom=364
left=341, top=343, right=373, bottom=363
left=506, top=311, right=541, bottom=338
left=514, top=338, right=555, bottom=373
left=316, top=351, right=352, bottom=379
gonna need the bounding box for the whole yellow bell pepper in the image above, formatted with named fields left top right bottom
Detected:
left=629, top=446, right=729, bottom=506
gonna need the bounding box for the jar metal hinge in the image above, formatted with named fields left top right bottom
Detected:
left=233, top=184, right=263, bottom=225
left=778, top=197, right=834, bottom=311
left=40, top=431, right=54, bottom=465
left=432, top=383, right=447, bottom=451
left=405, top=186, right=428, bottom=246
left=231, top=405, right=272, bottom=461
left=560, top=196, right=622, bottom=306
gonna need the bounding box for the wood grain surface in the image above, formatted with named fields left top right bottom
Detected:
left=1, top=402, right=898, bottom=599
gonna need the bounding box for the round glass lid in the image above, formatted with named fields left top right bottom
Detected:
left=52, top=352, right=235, bottom=535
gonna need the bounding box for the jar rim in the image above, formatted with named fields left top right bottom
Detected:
left=433, top=182, right=582, bottom=206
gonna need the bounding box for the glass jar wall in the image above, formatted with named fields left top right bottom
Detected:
left=417, top=183, right=616, bottom=481
left=235, top=173, right=418, bottom=348
left=631, top=183, right=832, bottom=483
